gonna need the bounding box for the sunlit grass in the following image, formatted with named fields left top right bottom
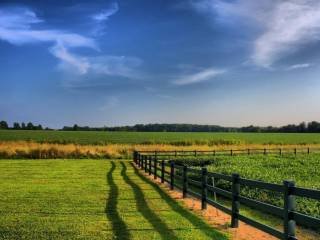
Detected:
left=0, top=159, right=228, bottom=240
left=1, top=141, right=319, bottom=159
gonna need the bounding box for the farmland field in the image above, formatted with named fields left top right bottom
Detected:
left=173, top=153, right=320, bottom=219
left=2, top=130, right=320, bottom=145
left=0, top=159, right=227, bottom=240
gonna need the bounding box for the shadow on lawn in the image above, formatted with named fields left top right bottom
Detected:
left=105, top=161, right=130, bottom=240
left=131, top=162, right=227, bottom=240
left=120, top=162, right=179, bottom=240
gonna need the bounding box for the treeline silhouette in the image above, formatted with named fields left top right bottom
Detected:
left=0, top=121, right=46, bottom=130
left=1, top=121, right=320, bottom=133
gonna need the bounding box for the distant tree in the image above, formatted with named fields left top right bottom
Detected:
left=13, top=122, right=21, bottom=129
left=307, top=121, right=320, bottom=132
left=72, top=124, right=79, bottom=131
left=298, top=122, right=307, bottom=133
left=37, top=124, right=43, bottom=130
left=21, top=122, right=26, bottom=129
left=26, top=122, right=34, bottom=130
left=0, top=121, right=8, bottom=129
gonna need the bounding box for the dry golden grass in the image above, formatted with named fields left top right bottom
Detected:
left=1, top=141, right=320, bottom=159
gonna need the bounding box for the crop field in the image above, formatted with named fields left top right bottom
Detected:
left=2, top=130, right=320, bottom=145
left=174, top=153, right=320, bottom=220
left=0, top=159, right=227, bottom=240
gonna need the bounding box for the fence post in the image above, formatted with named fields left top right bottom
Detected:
left=194, top=150, right=197, bottom=157
left=294, top=148, right=297, bottom=156
left=161, top=160, right=165, bottom=183
left=170, top=161, right=175, bottom=190
left=213, top=150, right=216, bottom=156
left=141, top=155, right=144, bottom=169
left=154, top=156, right=157, bottom=179
left=283, top=181, right=296, bottom=240
left=201, top=168, right=208, bottom=210
left=280, top=148, right=282, bottom=156
left=183, top=165, right=188, bottom=198
left=264, top=148, right=267, bottom=155
left=149, top=156, right=152, bottom=175
left=133, top=151, right=137, bottom=164
left=307, top=147, right=310, bottom=154
left=230, top=149, right=233, bottom=156
left=231, top=173, right=240, bottom=228
left=248, top=149, right=250, bottom=155
left=144, top=156, right=147, bottom=172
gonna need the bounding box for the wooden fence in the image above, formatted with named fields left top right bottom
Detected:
left=133, top=150, right=320, bottom=240
left=138, top=147, right=319, bottom=158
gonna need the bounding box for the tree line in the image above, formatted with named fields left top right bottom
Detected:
left=1, top=121, right=320, bottom=133
left=0, top=121, right=45, bottom=130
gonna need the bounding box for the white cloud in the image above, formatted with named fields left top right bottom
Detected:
left=91, top=2, right=119, bottom=36
left=0, top=7, right=96, bottom=74
left=191, top=0, right=320, bottom=68
left=92, top=2, right=119, bottom=22
left=50, top=43, right=90, bottom=74
left=173, top=67, right=225, bottom=85
left=0, top=7, right=96, bottom=48
left=253, top=1, right=320, bottom=68
left=90, top=56, right=143, bottom=78
left=286, top=63, right=312, bottom=71
left=0, top=6, right=141, bottom=78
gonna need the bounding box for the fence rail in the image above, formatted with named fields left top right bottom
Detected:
left=137, top=147, right=319, bottom=158
left=133, top=150, right=320, bottom=240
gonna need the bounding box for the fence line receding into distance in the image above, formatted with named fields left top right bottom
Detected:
left=133, top=149, right=320, bottom=240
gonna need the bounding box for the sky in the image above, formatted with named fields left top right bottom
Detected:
left=1, top=0, right=320, bottom=128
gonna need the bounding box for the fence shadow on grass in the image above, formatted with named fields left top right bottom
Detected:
left=131, top=162, right=226, bottom=240
left=105, top=161, right=130, bottom=240
left=120, top=162, right=179, bottom=240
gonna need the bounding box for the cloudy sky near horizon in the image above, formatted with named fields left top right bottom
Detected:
left=1, top=0, right=320, bottom=128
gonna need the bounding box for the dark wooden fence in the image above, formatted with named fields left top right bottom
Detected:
left=138, top=147, right=319, bottom=158
left=133, top=150, right=320, bottom=240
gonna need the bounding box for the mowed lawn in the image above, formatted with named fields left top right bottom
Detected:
left=0, top=159, right=227, bottom=240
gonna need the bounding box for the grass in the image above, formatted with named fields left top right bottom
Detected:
left=2, top=141, right=319, bottom=159
left=0, top=159, right=228, bottom=240
left=2, top=129, right=320, bottom=145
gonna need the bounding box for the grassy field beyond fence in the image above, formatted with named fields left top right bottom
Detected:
left=2, top=130, right=320, bottom=145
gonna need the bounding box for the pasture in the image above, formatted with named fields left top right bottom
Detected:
left=0, top=159, right=227, bottom=240
left=2, top=130, right=320, bottom=145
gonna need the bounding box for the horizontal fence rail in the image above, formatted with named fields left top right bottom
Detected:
left=137, top=147, right=319, bottom=158
left=133, top=150, right=320, bottom=240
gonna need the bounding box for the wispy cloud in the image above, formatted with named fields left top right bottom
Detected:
left=91, top=2, right=119, bottom=36
left=286, top=63, right=312, bottom=71
left=173, top=67, right=225, bottom=86
left=190, top=0, right=320, bottom=68
left=92, top=2, right=119, bottom=22
left=0, top=7, right=96, bottom=74
left=0, top=5, right=142, bottom=78
left=50, top=43, right=90, bottom=74
left=253, top=1, right=320, bottom=68
left=89, top=55, right=143, bottom=78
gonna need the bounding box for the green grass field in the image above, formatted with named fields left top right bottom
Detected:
left=0, top=159, right=227, bottom=240
left=2, top=130, right=320, bottom=145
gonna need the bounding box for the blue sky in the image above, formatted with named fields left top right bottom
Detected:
left=1, top=0, right=320, bottom=128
